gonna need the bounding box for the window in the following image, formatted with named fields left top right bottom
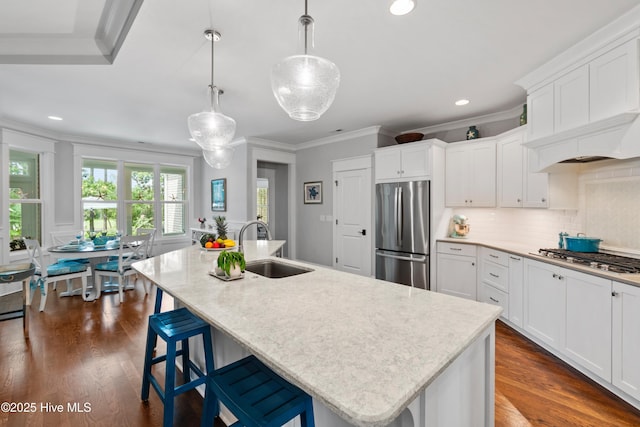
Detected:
left=256, top=178, right=269, bottom=224
left=9, top=150, right=42, bottom=250
left=160, top=166, right=186, bottom=236
left=82, top=160, right=118, bottom=236
left=81, top=159, right=187, bottom=238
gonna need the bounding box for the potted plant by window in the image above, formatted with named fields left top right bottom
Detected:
left=216, top=250, right=245, bottom=278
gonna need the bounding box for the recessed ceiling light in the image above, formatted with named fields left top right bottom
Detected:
left=455, top=99, right=469, bottom=106
left=390, top=0, right=416, bottom=16
left=47, top=115, right=63, bottom=121
left=189, top=138, right=196, bottom=142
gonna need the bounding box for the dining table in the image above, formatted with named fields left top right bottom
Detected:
left=47, top=239, right=123, bottom=299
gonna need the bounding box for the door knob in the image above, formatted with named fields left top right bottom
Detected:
left=358, top=229, right=366, bottom=236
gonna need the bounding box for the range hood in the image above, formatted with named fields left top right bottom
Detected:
left=524, top=112, right=640, bottom=172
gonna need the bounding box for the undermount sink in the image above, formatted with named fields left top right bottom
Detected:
left=245, top=259, right=313, bottom=279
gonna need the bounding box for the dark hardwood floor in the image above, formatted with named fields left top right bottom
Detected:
left=1, top=284, right=639, bottom=426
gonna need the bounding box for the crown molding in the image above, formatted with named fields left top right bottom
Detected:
left=409, top=104, right=522, bottom=135
left=295, top=126, right=382, bottom=151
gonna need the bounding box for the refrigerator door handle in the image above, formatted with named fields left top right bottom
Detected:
left=396, top=186, right=403, bottom=246
left=376, top=251, right=427, bottom=263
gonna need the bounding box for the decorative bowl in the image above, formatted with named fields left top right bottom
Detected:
left=395, top=132, right=424, bottom=144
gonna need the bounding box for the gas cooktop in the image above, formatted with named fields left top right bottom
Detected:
left=537, top=249, right=640, bottom=274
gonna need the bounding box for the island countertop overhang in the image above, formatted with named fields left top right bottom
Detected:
left=133, top=244, right=502, bottom=426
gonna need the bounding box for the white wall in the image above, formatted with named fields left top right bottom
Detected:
left=295, top=130, right=378, bottom=266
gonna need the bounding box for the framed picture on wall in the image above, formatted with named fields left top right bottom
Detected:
left=303, top=181, right=322, bottom=204
left=211, top=178, right=227, bottom=211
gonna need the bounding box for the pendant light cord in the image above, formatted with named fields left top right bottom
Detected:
left=302, top=0, right=310, bottom=54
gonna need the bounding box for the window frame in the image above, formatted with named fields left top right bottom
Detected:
left=74, top=144, right=194, bottom=246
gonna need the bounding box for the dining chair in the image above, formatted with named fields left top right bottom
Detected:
left=136, top=228, right=157, bottom=258
left=49, top=230, right=91, bottom=291
left=22, top=238, right=93, bottom=311
left=94, top=234, right=152, bottom=304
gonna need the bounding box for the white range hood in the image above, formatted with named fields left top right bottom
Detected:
left=524, top=112, right=640, bottom=172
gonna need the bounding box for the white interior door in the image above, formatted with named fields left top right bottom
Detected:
left=333, top=163, right=372, bottom=276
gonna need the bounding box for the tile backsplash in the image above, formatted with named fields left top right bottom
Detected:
left=450, top=158, right=640, bottom=253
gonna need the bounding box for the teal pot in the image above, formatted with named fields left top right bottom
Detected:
left=564, top=236, right=602, bottom=252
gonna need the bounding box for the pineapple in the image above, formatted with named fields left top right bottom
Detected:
left=214, top=216, right=228, bottom=240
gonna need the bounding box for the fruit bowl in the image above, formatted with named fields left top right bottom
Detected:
left=200, top=245, right=236, bottom=251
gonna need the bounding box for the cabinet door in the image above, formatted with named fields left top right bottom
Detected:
left=564, top=269, right=612, bottom=381
left=590, top=40, right=640, bottom=122
left=554, top=65, right=589, bottom=132
left=527, top=84, right=554, bottom=140
left=524, top=259, right=565, bottom=350
left=436, top=253, right=476, bottom=300
left=497, top=133, right=524, bottom=207
left=400, top=144, right=431, bottom=179
left=469, top=143, right=496, bottom=207
left=507, top=255, right=524, bottom=328
left=445, top=146, right=470, bottom=207
left=374, top=148, right=401, bottom=181
left=479, top=282, right=508, bottom=319
left=612, top=281, right=640, bottom=401
left=522, top=147, right=549, bottom=208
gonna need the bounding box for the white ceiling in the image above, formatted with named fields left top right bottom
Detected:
left=0, top=0, right=638, bottom=150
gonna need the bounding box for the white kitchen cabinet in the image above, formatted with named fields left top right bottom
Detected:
left=612, top=281, right=640, bottom=402
left=523, top=259, right=566, bottom=350
left=590, top=39, right=640, bottom=122
left=525, top=38, right=640, bottom=144
left=374, top=142, right=432, bottom=182
left=554, top=65, right=590, bottom=133
left=563, top=269, right=612, bottom=382
left=506, top=254, right=524, bottom=328
left=478, top=248, right=509, bottom=318
left=527, top=84, right=554, bottom=140
left=445, top=140, right=496, bottom=207
left=497, top=128, right=549, bottom=208
left=436, top=242, right=477, bottom=300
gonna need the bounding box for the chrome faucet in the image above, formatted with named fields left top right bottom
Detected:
left=238, top=220, right=272, bottom=253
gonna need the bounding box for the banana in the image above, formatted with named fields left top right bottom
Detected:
left=224, top=239, right=236, bottom=247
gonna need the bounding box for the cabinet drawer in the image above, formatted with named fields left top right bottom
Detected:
left=480, top=283, right=508, bottom=319
left=482, top=248, right=508, bottom=267
left=437, top=242, right=476, bottom=257
left=481, top=260, right=509, bottom=292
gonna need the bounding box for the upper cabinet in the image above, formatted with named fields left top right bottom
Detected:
left=445, top=139, right=496, bottom=208
left=516, top=11, right=640, bottom=171
left=497, top=128, right=547, bottom=208
left=375, top=141, right=434, bottom=182
left=526, top=40, right=638, bottom=143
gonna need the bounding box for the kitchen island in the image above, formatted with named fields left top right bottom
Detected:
left=133, top=243, right=502, bottom=427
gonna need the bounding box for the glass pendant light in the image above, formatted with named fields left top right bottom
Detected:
left=188, top=29, right=236, bottom=151
left=390, top=0, right=416, bottom=16
left=203, top=145, right=235, bottom=169
left=271, top=0, right=340, bottom=121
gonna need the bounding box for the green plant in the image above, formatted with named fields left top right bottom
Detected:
left=217, top=251, right=245, bottom=276
left=214, top=216, right=228, bottom=240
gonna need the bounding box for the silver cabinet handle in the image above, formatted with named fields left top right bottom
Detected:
left=542, top=198, right=547, bottom=202
left=517, top=198, right=521, bottom=202
left=489, top=296, right=499, bottom=303
left=450, top=247, right=462, bottom=251
left=490, top=254, right=499, bottom=259
left=612, top=291, right=619, bottom=297
left=489, top=273, right=499, bottom=278
left=509, top=256, right=521, bottom=261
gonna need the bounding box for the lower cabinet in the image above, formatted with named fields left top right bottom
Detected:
left=564, top=268, right=612, bottom=382
left=612, top=281, right=640, bottom=402
left=436, top=242, right=477, bottom=300
left=523, top=259, right=566, bottom=349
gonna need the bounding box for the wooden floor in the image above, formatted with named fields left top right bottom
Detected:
left=1, top=284, right=640, bottom=427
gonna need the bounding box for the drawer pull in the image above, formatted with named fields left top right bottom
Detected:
left=509, top=256, right=521, bottom=261
left=489, top=254, right=499, bottom=259
left=450, top=247, right=462, bottom=251
left=489, top=296, right=499, bottom=303
left=489, top=273, right=499, bottom=278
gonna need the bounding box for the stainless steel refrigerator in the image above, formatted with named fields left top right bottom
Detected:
left=375, top=181, right=430, bottom=289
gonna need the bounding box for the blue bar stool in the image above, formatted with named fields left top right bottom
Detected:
left=201, top=354, right=315, bottom=427
left=141, top=307, right=214, bottom=427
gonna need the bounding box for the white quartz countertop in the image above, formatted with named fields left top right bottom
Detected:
left=437, top=237, right=640, bottom=287
left=133, top=244, right=502, bottom=427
